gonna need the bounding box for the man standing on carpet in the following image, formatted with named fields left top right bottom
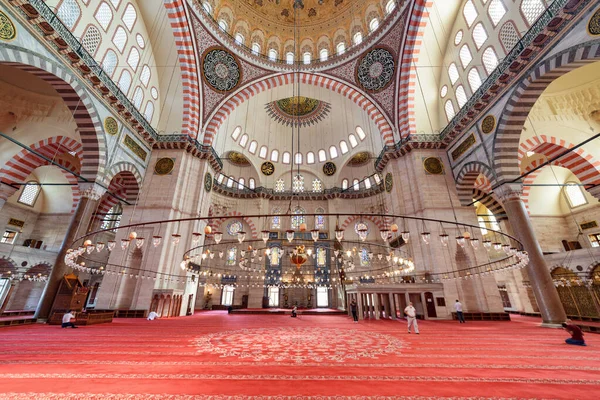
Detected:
left=404, top=302, right=419, bottom=334
left=562, top=322, right=586, bottom=346
left=350, top=300, right=358, bottom=323
left=61, top=310, right=78, bottom=329
left=454, top=300, right=465, bottom=324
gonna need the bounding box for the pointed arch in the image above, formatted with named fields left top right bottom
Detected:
left=208, top=211, right=258, bottom=239
left=454, top=161, right=497, bottom=206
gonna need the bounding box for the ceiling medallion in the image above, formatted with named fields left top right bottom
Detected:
left=201, top=47, right=241, bottom=92
left=356, top=47, right=396, bottom=92
left=154, top=158, right=175, bottom=175
left=588, top=8, right=600, bottom=36
left=481, top=115, right=496, bottom=134
left=384, top=173, right=393, bottom=193
left=228, top=151, right=251, bottom=166
left=265, top=96, right=331, bottom=127
left=204, top=172, right=213, bottom=192
left=323, top=162, right=336, bottom=176
left=261, top=161, right=275, bottom=176
left=0, top=10, right=16, bottom=41
left=348, top=152, right=370, bottom=167
left=104, top=117, right=119, bottom=136
left=423, top=157, right=444, bottom=175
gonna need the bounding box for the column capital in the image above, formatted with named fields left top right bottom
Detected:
left=0, top=182, right=18, bottom=201
left=79, top=182, right=107, bottom=201
left=494, top=183, right=523, bottom=203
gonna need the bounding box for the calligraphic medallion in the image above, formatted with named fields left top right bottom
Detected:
left=384, top=173, right=393, bottom=193
left=423, top=157, right=444, bottom=175
left=204, top=172, right=213, bottom=192
left=0, top=11, right=16, bottom=41
left=201, top=47, right=241, bottom=92
left=323, top=162, right=336, bottom=176
left=588, top=7, right=600, bottom=36
left=261, top=161, right=275, bottom=176
left=481, top=115, right=496, bottom=135
left=154, top=157, right=175, bottom=175
left=104, top=117, right=119, bottom=136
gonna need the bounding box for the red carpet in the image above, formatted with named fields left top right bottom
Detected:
left=0, top=312, right=599, bottom=399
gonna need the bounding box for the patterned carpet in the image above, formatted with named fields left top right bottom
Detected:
left=0, top=311, right=599, bottom=399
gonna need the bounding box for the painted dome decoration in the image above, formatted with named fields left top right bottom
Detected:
left=265, top=96, right=331, bottom=127
left=356, top=47, right=395, bottom=92
left=201, top=47, right=242, bottom=92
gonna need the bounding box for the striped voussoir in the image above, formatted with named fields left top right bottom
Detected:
left=396, top=0, right=432, bottom=137
left=164, top=0, right=201, bottom=138
left=473, top=189, right=507, bottom=221
left=0, top=49, right=106, bottom=181
left=340, top=215, right=387, bottom=231
left=95, top=170, right=140, bottom=222
left=493, top=41, right=600, bottom=184
left=208, top=211, right=258, bottom=239
left=102, top=162, right=143, bottom=202
left=455, top=162, right=497, bottom=207
left=203, top=73, right=394, bottom=146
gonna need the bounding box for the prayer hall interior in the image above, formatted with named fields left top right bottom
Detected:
left=1, top=0, right=600, bottom=398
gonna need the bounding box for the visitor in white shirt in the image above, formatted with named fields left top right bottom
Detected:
left=404, top=302, right=419, bottom=334
left=454, top=300, right=465, bottom=323
left=61, top=310, right=78, bottom=329
left=147, top=311, right=159, bottom=321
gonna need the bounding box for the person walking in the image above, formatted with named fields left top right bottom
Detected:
left=454, top=299, right=465, bottom=323
left=404, top=302, right=419, bottom=334
left=562, top=322, right=586, bottom=346
left=61, top=310, right=78, bottom=329
left=350, top=300, right=358, bottom=323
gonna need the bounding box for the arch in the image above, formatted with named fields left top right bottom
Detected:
left=473, top=189, right=507, bottom=221
left=208, top=211, right=258, bottom=239
left=0, top=256, right=18, bottom=276
left=25, top=262, right=52, bottom=276
left=454, top=162, right=497, bottom=206
left=203, top=73, right=395, bottom=146
left=586, top=262, right=600, bottom=282
left=493, top=41, right=600, bottom=184
left=397, top=0, right=433, bottom=137
left=550, top=266, right=578, bottom=279
left=103, top=162, right=144, bottom=193
left=340, top=215, right=386, bottom=231
left=164, top=0, right=201, bottom=138
left=95, top=165, right=142, bottom=221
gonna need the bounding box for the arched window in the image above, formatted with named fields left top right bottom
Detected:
left=231, top=126, right=242, bottom=140
left=202, top=1, right=212, bottom=14
left=239, top=134, right=249, bottom=147
left=339, top=141, right=349, bottom=154
left=252, top=43, right=261, bottom=54
left=315, top=208, right=325, bottom=229
left=57, top=0, right=81, bottom=30
left=312, top=179, right=323, bottom=193
left=319, top=49, right=328, bottom=62
left=122, top=3, right=137, bottom=31
left=521, top=0, right=546, bottom=26
left=336, top=42, right=345, bottom=55
left=101, top=204, right=122, bottom=230
left=293, top=175, right=305, bottom=193
left=275, top=179, right=285, bottom=192
left=468, top=68, right=482, bottom=93
left=226, top=176, right=234, bottom=188
left=355, top=126, right=366, bottom=140
left=385, top=0, right=397, bottom=14
left=353, top=32, right=363, bottom=45
left=18, top=181, right=41, bottom=206
left=440, top=85, right=448, bottom=97
left=482, top=47, right=499, bottom=75
left=488, top=0, right=506, bottom=26
left=373, top=173, right=381, bottom=184
left=448, top=63, right=459, bottom=84
left=286, top=52, right=294, bottom=64
left=303, top=52, right=311, bottom=64
left=102, top=50, right=118, bottom=76
left=364, top=177, right=372, bottom=189
left=342, top=179, right=349, bottom=190
left=112, top=26, right=127, bottom=52
left=295, top=152, right=303, bottom=165
left=472, top=23, right=487, bottom=49
left=270, top=149, right=279, bottom=162
left=360, top=248, right=370, bottom=267
left=94, top=2, right=113, bottom=31
left=136, top=33, right=145, bottom=48
left=291, top=206, right=306, bottom=229
left=234, top=33, right=244, bottom=44
left=81, top=26, right=102, bottom=56
left=455, top=85, right=467, bottom=108
left=248, top=140, right=258, bottom=154
left=282, top=152, right=291, bottom=164
left=118, top=69, right=132, bottom=94
left=268, top=49, right=278, bottom=61
left=217, top=174, right=225, bottom=184
left=318, top=149, right=327, bottom=162
left=306, top=151, right=315, bottom=164
left=454, top=30, right=463, bottom=45
left=271, top=209, right=281, bottom=229
left=249, top=178, right=256, bottom=190
left=110, top=0, right=122, bottom=9
left=499, top=22, right=520, bottom=53
left=459, top=45, right=472, bottom=68
left=143, top=101, right=154, bottom=121
left=151, top=87, right=158, bottom=99
left=348, top=134, right=358, bottom=148
left=564, top=182, right=587, bottom=208
left=218, top=19, right=228, bottom=31
left=132, top=86, right=144, bottom=109
left=462, top=0, right=478, bottom=28
left=317, top=247, right=326, bottom=266
left=329, top=146, right=338, bottom=159
left=353, top=179, right=360, bottom=191
left=127, top=47, right=140, bottom=71
left=238, top=178, right=245, bottom=190
left=369, top=18, right=379, bottom=32
left=140, top=65, right=151, bottom=86
left=445, top=100, right=455, bottom=121
left=259, top=145, right=268, bottom=159
left=226, top=247, right=237, bottom=265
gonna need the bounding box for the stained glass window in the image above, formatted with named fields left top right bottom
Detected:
left=57, top=0, right=80, bottom=29
left=317, top=247, right=326, bottom=267
left=270, top=247, right=280, bottom=266
left=272, top=215, right=281, bottom=229
left=312, top=179, right=323, bottom=193
left=360, top=248, right=370, bottom=267
left=227, top=221, right=243, bottom=236
left=18, top=182, right=40, bottom=206
left=293, top=175, right=305, bottom=193
left=226, top=247, right=237, bottom=266
left=291, top=207, right=306, bottom=229
left=275, top=179, right=285, bottom=193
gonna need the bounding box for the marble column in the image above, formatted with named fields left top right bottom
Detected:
left=389, top=293, right=397, bottom=320
left=357, top=293, right=364, bottom=320
left=34, top=183, right=105, bottom=320
left=0, top=183, right=17, bottom=210
left=496, top=184, right=566, bottom=326
left=373, top=293, right=380, bottom=320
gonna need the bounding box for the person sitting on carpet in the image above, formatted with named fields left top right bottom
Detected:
left=147, top=311, right=159, bottom=321
left=61, top=310, right=78, bottom=329
left=562, top=322, right=586, bottom=346
left=291, top=305, right=298, bottom=318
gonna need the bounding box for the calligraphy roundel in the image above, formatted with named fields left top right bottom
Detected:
left=104, top=117, right=119, bottom=136
left=154, top=158, right=175, bottom=175
left=201, top=47, right=241, bottom=92
left=356, top=47, right=395, bottom=92
left=481, top=115, right=496, bottom=135
left=261, top=161, right=275, bottom=176
left=588, top=7, right=600, bottom=36
left=384, top=172, right=393, bottom=193
left=204, top=172, right=213, bottom=192
left=323, top=162, right=337, bottom=176
left=0, top=11, right=16, bottom=41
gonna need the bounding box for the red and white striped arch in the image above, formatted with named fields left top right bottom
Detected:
left=164, top=0, right=201, bottom=138
left=208, top=211, right=258, bottom=239
left=396, top=0, right=432, bottom=137
left=95, top=163, right=143, bottom=221
left=203, top=73, right=395, bottom=146
left=340, top=215, right=386, bottom=232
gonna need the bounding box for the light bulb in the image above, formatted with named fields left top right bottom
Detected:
left=214, top=231, right=223, bottom=244
left=307, top=248, right=313, bottom=256
left=421, top=232, right=431, bottom=244
left=286, top=230, right=294, bottom=243
left=335, top=229, right=344, bottom=242
left=192, top=232, right=202, bottom=246
left=357, top=228, right=368, bottom=242
left=107, top=241, right=116, bottom=251
left=401, top=231, right=410, bottom=242
left=440, top=234, right=449, bottom=246
left=346, top=250, right=351, bottom=257
left=96, top=242, right=105, bottom=252
left=483, top=239, right=492, bottom=250
left=470, top=238, right=480, bottom=249
left=493, top=242, right=502, bottom=251
left=261, top=230, right=269, bottom=244
left=456, top=236, right=466, bottom=247
left=380, top=229, right=390, bottom=242
left=86, top=245, right=94, bottom=254
left=135, top=238, right=145, bottom=249
left=237, top=231, right=246, bottom=243
left=120, top=239, right=130, bottom=250
left=152, top=236, right=162, bottom=247
left=172, top=234, right=181, bottom=245
left=311, top=229, right=319, bottom=242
